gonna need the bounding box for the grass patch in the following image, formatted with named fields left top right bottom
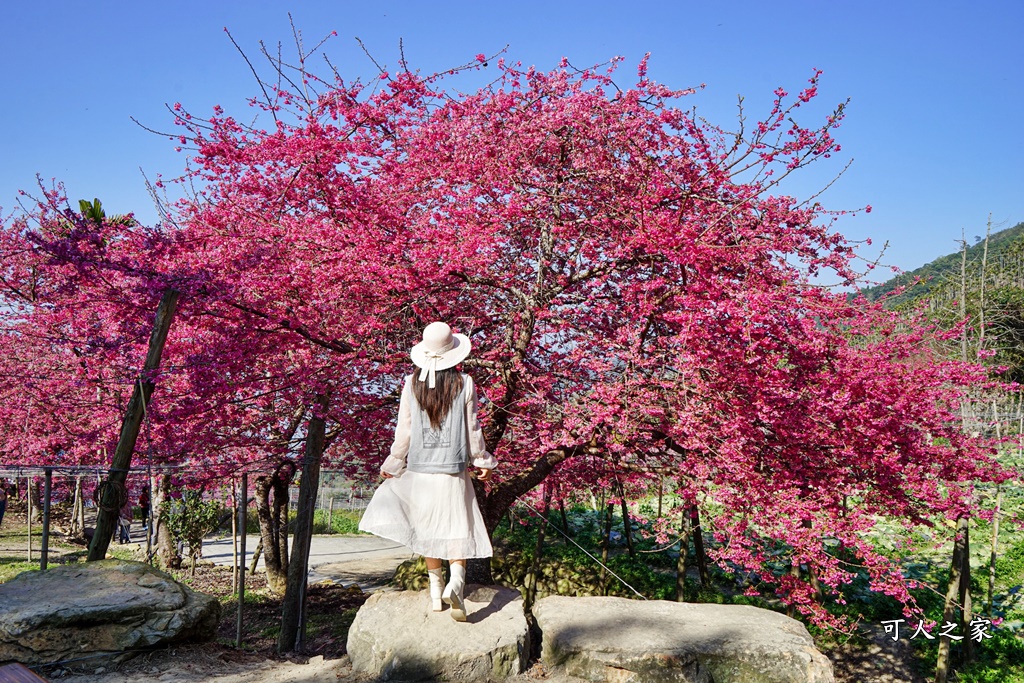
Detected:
left=0, top=558, right=38, bottom=583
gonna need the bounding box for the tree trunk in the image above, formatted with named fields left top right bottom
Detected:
left=989, top=485, right=1001, bottom=618
left=787, top=560, right=802, bottom=618
left=657, top=476, right=663, bottom=519
left=152, top=473, right=180, bottom=569
left=28, top=479, right=42, bottom=524
left=255, top=461, right=295, bottom=596
left=88, top=289, right=179, bottom=561
left=467, top=441, right=596, bottom=584
left=249, top=537, right=264, bottom=574
left=279, top=404, right=326, bottom=653
left=525, top=485, right=552, bottom=610
left=466, top=479, right=496, bottom=585
left=959, top=523, right=974, bottom=665
left=676, top=507, right=692, bottom=602
left=599, top=502, right=614, bottom=595
left=616, top=481, right=635, bottom=558
left=691, top=505, right=710, bottom=589
left=935, top=516, right=969, bottom=683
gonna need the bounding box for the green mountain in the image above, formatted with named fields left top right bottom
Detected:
left=860, top=221, right=1024, bottom=306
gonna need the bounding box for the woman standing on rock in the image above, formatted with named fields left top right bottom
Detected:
left=359, top=322, right=496, bottom=621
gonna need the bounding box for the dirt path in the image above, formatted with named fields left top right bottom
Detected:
left=201, top=533, right=415, bottom=591
left=49, top=643, right=589, bottom=683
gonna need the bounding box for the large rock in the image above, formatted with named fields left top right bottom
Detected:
left=347, top=585, right=529, bottom=681
left=0, top=560, right=221, bottom=665
left=533, top=596, right=834, bottom=683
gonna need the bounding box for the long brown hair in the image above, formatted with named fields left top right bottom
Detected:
left=412, top=368, right=464, bottom=429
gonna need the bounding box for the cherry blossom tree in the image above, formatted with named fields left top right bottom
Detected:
left=0, top=46, right=1009, bottom=626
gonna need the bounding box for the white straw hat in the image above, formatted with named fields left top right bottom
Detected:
left=410, top=322, right=471, bottom=388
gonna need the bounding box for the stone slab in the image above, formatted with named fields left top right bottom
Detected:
left=533, top=596, right=834, bottom=683
left=0, top=560, right=220, bottom=666
left=347, top=585, right=529, bottom=681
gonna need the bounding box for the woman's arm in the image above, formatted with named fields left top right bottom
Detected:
left=381, top=376, right=413, bottom=478
left=465, top=375, right=497, bottom=474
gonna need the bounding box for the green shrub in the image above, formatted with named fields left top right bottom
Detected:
left=954, top=629, right=1024, bottom=683
left=162, top=493, right=224, bottom=574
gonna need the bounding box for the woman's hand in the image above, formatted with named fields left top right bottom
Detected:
left=475, top=468, right=492, bottom=482
left=381, top=471, right=394, bottom=479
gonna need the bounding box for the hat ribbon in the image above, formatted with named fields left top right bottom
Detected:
left=418, top=349, right=447, bottom=389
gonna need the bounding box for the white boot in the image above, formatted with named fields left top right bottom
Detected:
left=442, top=563, right=467, bottom=622
left=427, top=567, right=445, bottom=612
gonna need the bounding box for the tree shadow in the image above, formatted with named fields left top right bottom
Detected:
left=465, top=584, right=518, bottom=623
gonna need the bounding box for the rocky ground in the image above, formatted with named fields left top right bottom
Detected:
left=1, top=504, right=927, bottom=683
left=28, top=566, right=927, bottom=683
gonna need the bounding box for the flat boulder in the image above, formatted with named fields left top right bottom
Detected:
left=0, top=560, right=221, bottom=666
left=533, top=596, right=834, bottom=683
left=347, top=585, right=529, bottom=681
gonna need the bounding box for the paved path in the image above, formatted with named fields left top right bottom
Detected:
left=93, top=513, right=414, bottom=592
left=202, top=534, right=415, bottom=591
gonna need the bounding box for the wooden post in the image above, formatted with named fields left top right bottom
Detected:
left=26, top=475, right=32, bottom=563
left=75, top=476, right=85, bottom=537
left=231, top=482, right=239, bottom=594
left=316, top=475, right=324, bottom=532
left=327, top=497, right=334, bottom=534
left=237, top=470, right=247, bottom=648
left=69, top=476, right=81, bottom=537
left=144, top=474, right=153, bottom=563
left=278, top=400, right=326, bottom=653
left=88, top=290, right=179, bottom=561
left=40, top=468, right=52, bottom=570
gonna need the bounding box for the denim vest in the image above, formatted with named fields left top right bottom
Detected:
left=407, top=377, right=468, bottom=474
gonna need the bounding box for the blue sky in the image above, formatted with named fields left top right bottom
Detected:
left=2, top=1, right=1021, bottom=278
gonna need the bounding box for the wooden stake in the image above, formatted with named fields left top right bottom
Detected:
left=26, top=476, right=32, bottom=563
left=237, top=470, right=248, bottom=648
left=232, top=481, right=239, bottom=594
left=279, top=399, right=326, bottom=653
left=40, top=469, right=51, bottom=570
left=88, top=290, right=179, bottom=561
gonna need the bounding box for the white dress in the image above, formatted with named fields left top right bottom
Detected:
left=359, top=373, right=496, bottom=559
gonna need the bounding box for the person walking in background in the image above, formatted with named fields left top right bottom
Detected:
left=138, top=489, right=151, bottom=530
left=359, top=322, right=496, bottom=621
left=118, top=498, right=133, bottom=544
left=0, top=482, right=8, bottom=527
